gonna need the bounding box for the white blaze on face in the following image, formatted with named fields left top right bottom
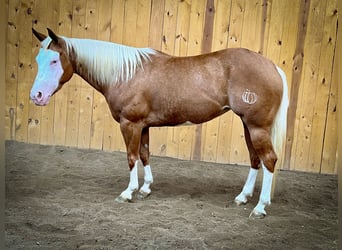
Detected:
left=30, top=48, right=64, bottom=106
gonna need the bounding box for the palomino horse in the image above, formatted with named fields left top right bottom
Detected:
left=30, top=28, right=289, bottom=218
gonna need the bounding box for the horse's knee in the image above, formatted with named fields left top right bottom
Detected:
left=127, top=154, right=138, bottom=170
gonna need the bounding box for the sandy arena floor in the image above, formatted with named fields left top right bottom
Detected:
left=5, top=141, right=338, bottom=249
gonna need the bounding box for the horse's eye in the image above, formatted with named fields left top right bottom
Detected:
left=51, top=60, right=58, bottom=65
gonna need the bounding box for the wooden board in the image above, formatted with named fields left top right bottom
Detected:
left=291, top=0, right=330, bottom=172
left=15, top=0, right=35, bottom=143
left=5, top=0, right=21, bottom=141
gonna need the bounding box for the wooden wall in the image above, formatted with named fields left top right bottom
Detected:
left=5, top=0, right=338, bottom=174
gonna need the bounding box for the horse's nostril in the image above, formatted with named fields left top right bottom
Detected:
left=35, top=91, right=43, bottom=101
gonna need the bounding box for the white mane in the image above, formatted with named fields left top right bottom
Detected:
left=62, top=37, right=156, bottom=85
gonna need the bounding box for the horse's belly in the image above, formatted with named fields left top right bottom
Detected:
left=153, top=103, right=230, bottom=127
left=148, top=83, right=230, bottom=126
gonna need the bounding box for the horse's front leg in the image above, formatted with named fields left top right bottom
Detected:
left=136, top=127, right=153, bottom=200
left=115, top=119, right=142, bottom=203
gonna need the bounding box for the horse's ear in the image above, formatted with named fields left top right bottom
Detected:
left=32, top=28, right=47, bottom=42
left=47, top=28, right=60, bottom=44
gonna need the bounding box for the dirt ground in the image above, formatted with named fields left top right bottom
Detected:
left=5, top=141, right=338, bottom=249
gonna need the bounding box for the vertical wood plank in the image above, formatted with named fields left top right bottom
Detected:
left=187, top=0, right=206, bottom=56
left=110, top=0, right=125, bottom=44
left=174, top=0, right=190, bottom=56
left=136, top=0, right=152, bottom=46
left=77, top=87, right=93, bottom=149
left=123, top=0, right=138, bottom=46
left=211, top=0, right=231, bottom=52
left=16, top=0, right=35, bottom=143
left=241, top=0, right=263, bottom=52
left=149, top=0, right=165, bottom=50
left=5, top=0, right=21, bottom=140
left=321, top=20, right=338, bottom=174
left=161, top=0, right=178, bottom=54
left=264, top=0, right=286, bottom=62
left=64, top=0, right=86, bottom=147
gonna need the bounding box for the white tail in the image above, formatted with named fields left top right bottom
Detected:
left=272, top=66, right=289, bottom=166
left=271, top=66, right=289, bottom=197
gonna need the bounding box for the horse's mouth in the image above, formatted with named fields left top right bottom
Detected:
left=30, top=93, right=51, bottom=106
left=32, top=99, right=50, bottom=106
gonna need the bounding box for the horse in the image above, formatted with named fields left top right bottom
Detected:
left=30, top=28, right=289, bottom=218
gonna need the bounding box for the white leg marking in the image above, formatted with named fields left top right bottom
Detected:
left=139, top=165, right=154, bottom=195
left=251, top=163, right=273, bottom=217
left=235, top=167, right=258, bottom=205
left=118, top=161, right=139, bottom=201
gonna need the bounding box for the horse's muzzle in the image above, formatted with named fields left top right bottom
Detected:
left=30, top=90, right=51, bottom=106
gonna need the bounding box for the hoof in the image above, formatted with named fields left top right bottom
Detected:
left=234, top=199, right=247, bottom=206
left=115, top=195, right=132, bottom=203
left=135, top=191, right=150, bottom=200
left=234, top=193, right=249, bottom=206
left=249, top=209, right=266, bottom=219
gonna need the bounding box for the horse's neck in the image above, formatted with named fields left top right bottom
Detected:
left=73, top=60, right=105, bottom=93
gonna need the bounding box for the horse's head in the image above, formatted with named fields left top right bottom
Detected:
left=30, top=28, right=74, bottom=106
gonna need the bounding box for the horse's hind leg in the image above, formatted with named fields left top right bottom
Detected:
left=248, top=126, right=277, bottom=218
left=136, top=127, right=154, bottom=200
left=235, top=122, right=261, bottom=205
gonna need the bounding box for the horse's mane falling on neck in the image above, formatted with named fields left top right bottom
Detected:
left=62, top=37, right=156, bottom=85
